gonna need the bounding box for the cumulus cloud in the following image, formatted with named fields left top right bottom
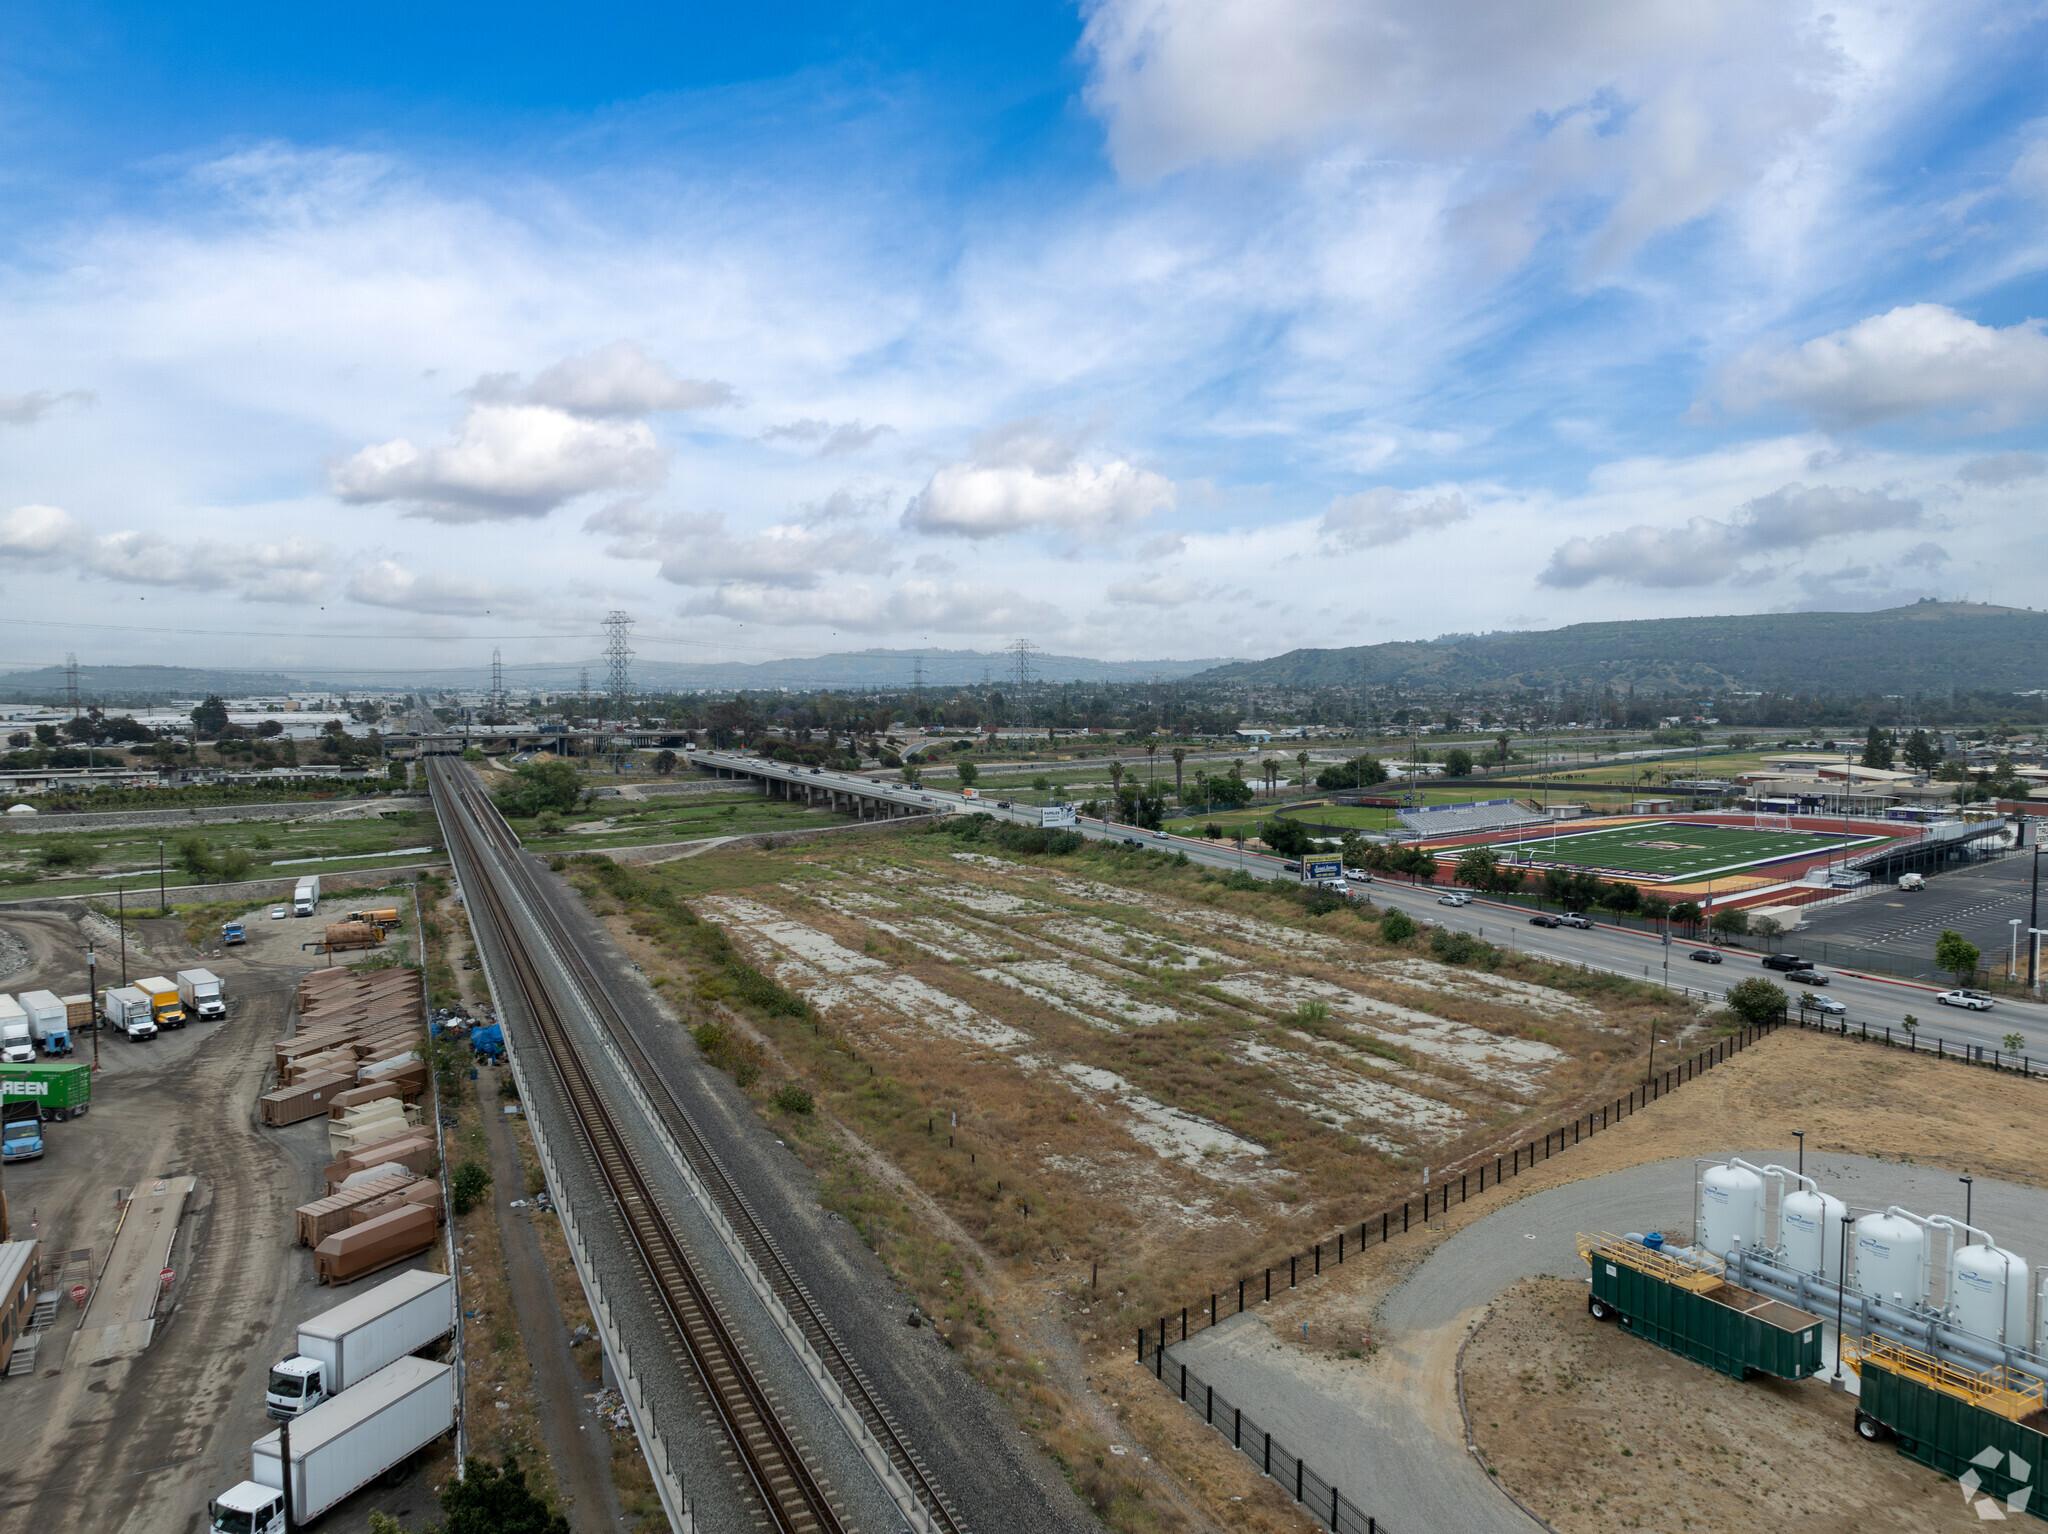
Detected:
left=472, top=341, right=732, bottom=417
left=586, top=503, right=894, bottom=589
left=330, top=403, right=667, bottom=521
left=1319, top=487, right=1470, bottom=551
left=1539, top=483, right=1921, bottom=588
left=1080, top=0, right=1841, bottom=263
left=1711, top=305, right=2048, bottom=430
left=1957, top=451, right=2046, bottom=486
left=345, top=557, right=534, bottom=616
left=760, top=418, right=894, bottom=456
left=0, top=390, right=94, bottom=426
left=680, top=578, right=1062, bottom=633
left=0, top=503, right=328, bottom=602
left=903, top=421, right=1175, bottom=539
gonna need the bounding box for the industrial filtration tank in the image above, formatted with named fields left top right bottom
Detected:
left=1950, top=1244, right=2031, bottom=1345
left=1854, top=1212, right=1928, bottom=1308
left=1779, top=1187, right=1849, bottom=1280
left=1701, top=1163, right=1765, bottom=1258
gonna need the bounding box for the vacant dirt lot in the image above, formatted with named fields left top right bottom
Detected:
left=1466, top=1277, right=1984, bottom=1532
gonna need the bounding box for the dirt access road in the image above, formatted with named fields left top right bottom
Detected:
left=0, top=907, right=384, bottom=1534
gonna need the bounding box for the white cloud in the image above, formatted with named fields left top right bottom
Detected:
left=586, top=504, right=896, bottom=589
left=0, top=503, right=328, bottom=602
left=330, top=402, right=668, bottom=521
left=903, top=421, right=1175, bottom=539
left=0, top=390, right=93, bottom=426
left=1711, top=305, right=2048, bottom=430
left=345, top=557, right=534, bottom=616
left=760, top=418, right=893, bottom=456
left=1956, top=451, right=2046, bottom=486
left=1319, top=487, right=1470, bottom=551
left=2011, top=135, right=2048, bottom=202
left=681, top=578, right=1062, bottom=633
left=473, top=340, right=732, bottom=418
left=1106, top=570, right=1200, bottom=606
left=1539, top=482, right=1921, bottom=588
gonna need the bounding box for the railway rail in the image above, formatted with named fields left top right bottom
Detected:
left=433, top=759, right=967, bottom=1534
left=433, top=759, right=849, bottom=1534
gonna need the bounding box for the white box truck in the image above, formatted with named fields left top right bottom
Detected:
left=19, top=990, right=70, bottom=1055
left=210, top=1356, right=454, bottom=1533
left=293, top=875, right=320, bottom=916
left=266, top=1270, right=452, bottom=1419
left=0, top=997, right=31, bottom=1064
left=102, top=987, right=157, bottom=1042
left=177, top=968, right=227, bottom=1022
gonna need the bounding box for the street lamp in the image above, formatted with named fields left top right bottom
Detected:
left=1792, top=1129, right=1804, bottom=1178
left=2031, top=929, right=2046, bottom=1001
left=2011, top=918, right=2024, bottom=981
left=1960, top=1174, right=1974, bottom=1232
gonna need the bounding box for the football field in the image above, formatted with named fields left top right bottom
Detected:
left=1492, top=820, right=1889, bottom=882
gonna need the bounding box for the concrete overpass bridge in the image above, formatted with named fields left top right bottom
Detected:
left=692, top=750, right=941, bottom=821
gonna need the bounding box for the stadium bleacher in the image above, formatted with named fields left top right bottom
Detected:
left=1396, top=798, right=1550, bottom=837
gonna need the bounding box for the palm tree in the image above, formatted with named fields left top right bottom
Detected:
left=1171, top=746, right=1187, bottom=802
left=1296, top=750, right=1310, bottom=788
left=1495, top=731, right=1511, bottom=768
left=1109, top=759, right=1125, bottom=810
left=1146, top=741, right=1160, bottom=784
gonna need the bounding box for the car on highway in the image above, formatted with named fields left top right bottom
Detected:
left=1799, top=970, right=1830, bottom=985
left=1558, top=913, right=1592, bottom=929
left=1345, top=869, right=1372, bottom=884
left=1122, top=837, right=1143, bottom=848
left=1688, top=948, right=1722, bottom=964
left=1761, top=953, right=1815, bottom=972
left=1529, top=914, right=1560, bottom=928
left=1938, top=989, right=1995, bottom=1010
left=1438, top=893, right=1471, bottom=906
left=996, top=800, right=1011, bottom=808
left=1803, top=994, right=1847, bottom=1015
left=1282, top=861, right=1301, bottom=873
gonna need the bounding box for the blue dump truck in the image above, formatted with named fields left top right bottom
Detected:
left=223, top=921, right=247, bottom=946
left=1579, top=1231, right=1825, bottom=1381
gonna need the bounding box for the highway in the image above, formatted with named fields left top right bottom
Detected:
left=692, top=749, right=2048, bottom=1063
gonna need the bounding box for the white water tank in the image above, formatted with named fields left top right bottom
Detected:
left=1779, top=1187, right=1849, bottom=1280
left=1701, top=1163, right=1765, bottom=1257
left=1854, top=1212, right=1928, bottom=1308
left=1951, top=1244, right=2031, bottom=1344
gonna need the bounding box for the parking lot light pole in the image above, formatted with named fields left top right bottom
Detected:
left=2028, top=843, right=2041, bottom=991
left=2011, top=919, right=2024, bottom=980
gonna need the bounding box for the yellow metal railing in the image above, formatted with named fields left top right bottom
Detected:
left=1846, top=1334, right=2047, bottom=1424
left=1578, top=1232, right=1724, bottom=1293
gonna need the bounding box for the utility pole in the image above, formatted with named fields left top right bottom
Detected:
left=2028, top=840, right=2041, bottom=991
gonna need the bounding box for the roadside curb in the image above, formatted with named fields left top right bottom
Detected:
left=1455, top=1304, right=1561, bottom=1534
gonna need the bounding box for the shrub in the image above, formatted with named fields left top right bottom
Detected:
left=441, top=1454, right=570, bottom=1534
left=1429, top=927, right=1497, bottom=967
left=450, top=1159, right=493, bottom=1216
left=771, top=1082, right=815, bottom=1115
left=1724, top=976, right=1788, bottom=1027
left=1379, top=908, right=1416, bottom=942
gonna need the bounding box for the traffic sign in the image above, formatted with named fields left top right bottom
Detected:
left=158, top=1268, right=175, bottom=1286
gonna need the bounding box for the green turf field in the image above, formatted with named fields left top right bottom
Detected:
left=1493, top=820, right=1888, bottom=882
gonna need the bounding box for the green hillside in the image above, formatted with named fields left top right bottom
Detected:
left=1196, top=602, right=2048, bottom=694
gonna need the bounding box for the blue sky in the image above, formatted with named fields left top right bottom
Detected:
left=3, top=1, right=2047, bottom=676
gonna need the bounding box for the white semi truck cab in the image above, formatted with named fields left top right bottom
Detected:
left=208, top=1484, right=285, bottom=1534
left=178, top=968, right=227, bottom=1021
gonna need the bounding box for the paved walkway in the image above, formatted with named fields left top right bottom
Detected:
left=1173, top=1152, right=2048, bottom=1534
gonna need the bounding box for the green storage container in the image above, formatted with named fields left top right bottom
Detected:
left=1582, top=1233, right=1824, bottom=1381
left=0, top=1061, right=92, bottom=1119
left=1853, top=1341, right=2047, bottom=1521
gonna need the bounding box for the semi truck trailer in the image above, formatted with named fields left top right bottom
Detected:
left=19, top=990, right=69, bottom=1054
left=209, top=1357, right=454, bottom=1533
left=266, top=1269, right=453, bottom=1419
left=1, top=1061, right=92, bottom=1120
left=178, top=968, right=227, bottom=1021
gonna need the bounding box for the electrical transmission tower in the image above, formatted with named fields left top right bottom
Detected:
left=912, top=655, right=924, bottom=713
left=64, top=654, right=80, bottom=718
left=487, top=648, right=508, bottom=724
left=604, top=611, right=635, bottom=722
left=578, top=669, right=591, bottom=724
left=1010, top=637, right=1037, bottom=691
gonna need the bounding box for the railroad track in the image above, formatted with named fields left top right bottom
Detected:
left=434, top=761, right=969, bottom=1534
left=433, top=760, right=848, bottom=1534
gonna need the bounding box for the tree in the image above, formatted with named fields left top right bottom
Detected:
left=653, top=749, right=677, bottom=774
left=1379, top=908, right=1416, bottom=943
left=1901, top=729, right=1941, bottom=772
left=1108, top=761, right=1125, bottom=802
left=1725, top=977, right=1789, bottom=1026
left=493, top=758, right=584, bottom=818
left=1710, top=907, right=1750, bottom=938
left=441, top=1455, right=571, bottom=1534
left=1750, top=914, right=1784, bottom=948
left=1934, top=928, right=1981, bottom=984
left=1171, top=746, right=1187, bottom=801
left=1601, top=879, right=1641, bottom=913
left=451, top=1159, right=492, bottom=1215
left=1261, top=817, right=1313, bottom=857
left=955, top=760, right=980, bottom=789
left=190, top=694, right=229, bottom=738
left=1455, top=846, right=1500, bottom=891
left=1495, top=731, right=1512, bottom=767
left=1670, top=900, right=1703, bottom=930
left=1860, top=725, right=1894, bottom=770
left=900, top=763, right=921, bottom=786
left=1444, top=747, right=1474, bottom=777
left=1207, top=772, right=1254, bottom=808
left=1296, top=750, right=1311, bottom=786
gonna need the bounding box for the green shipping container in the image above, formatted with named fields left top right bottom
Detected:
left=1583, top=1234, right=1823, bottom=1381
left=1854, top=1345, right=2048, bottom=1521
left=0, top=1061, right=92, bottom=1120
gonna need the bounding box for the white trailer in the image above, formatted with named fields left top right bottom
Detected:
left=19, top=990, right=70, bottom=1054
left=102, top=987, right=157, bottom=1041
left=0, top=996, right=30, bottom=1064
left=266, top=1269, right=451, bottom=1418
left=293, top=875, right=320, bottom=916
left=177, top=968, right=227, bottom=1021
left=210, top=1357, right=453, bottom=1533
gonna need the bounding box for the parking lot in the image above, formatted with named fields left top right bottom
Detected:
left=1795, top=851, right=2044, bottom=975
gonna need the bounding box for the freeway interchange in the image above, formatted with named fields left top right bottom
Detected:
left=690, top=749, right=2048, bottom=1064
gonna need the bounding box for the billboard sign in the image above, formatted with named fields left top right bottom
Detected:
left=1305, top=858, right=1343, bottom=882
left=1039, top=804, right=1077, bottom=828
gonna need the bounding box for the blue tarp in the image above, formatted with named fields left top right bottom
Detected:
left=469, top=1022, right=504, bottom=1058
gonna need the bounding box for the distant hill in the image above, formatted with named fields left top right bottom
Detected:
left=1195, top=603, right=2048, bottom=694
left=0, top=665, right=307, bottom=704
